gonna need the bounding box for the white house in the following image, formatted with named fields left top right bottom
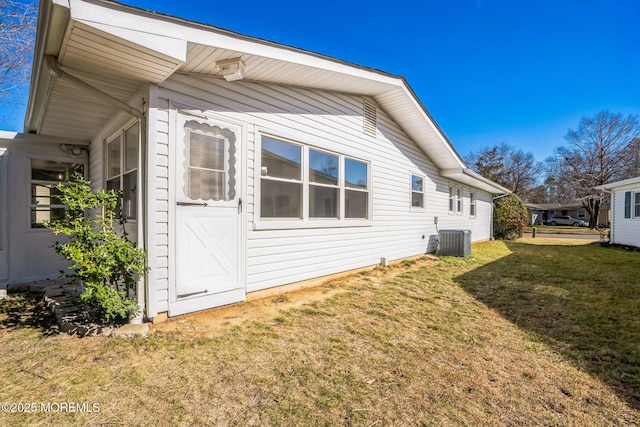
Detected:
left=0, top=0, right=508, bottom=319
left=596, top=176, right=640, bottom=247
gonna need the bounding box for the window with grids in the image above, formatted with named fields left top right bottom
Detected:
left=106, top=123, right=139, bottom=219
left=30, top=159, right=84, bottom=228
left=449, top=185, right=463, bottom=214
left=469, top=192, right=476, bottom=217
left=259, top=136, right=369, bottom=221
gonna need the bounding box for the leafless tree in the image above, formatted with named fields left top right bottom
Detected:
left=551, top=111, right=640, bottom=227
left=0, top=0, right=37, bottom=106
left=464, top=142, right=543, bottom=201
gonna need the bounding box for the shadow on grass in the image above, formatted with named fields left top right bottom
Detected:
left=456, top=241, right=640, bottom=410
left=0, top=294, right=60, bottom=337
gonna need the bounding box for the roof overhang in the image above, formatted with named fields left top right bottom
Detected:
left=441, top=168, right=511, bottom=195
left=595, top=176, right=640, bottom=192
left=24, top=0, right=507, bottom=194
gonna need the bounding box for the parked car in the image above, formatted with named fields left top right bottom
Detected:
left=545, top=215, right=587, bottom=227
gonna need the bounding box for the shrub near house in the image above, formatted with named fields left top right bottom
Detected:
left=493, top=194, right=528, bottom=240
left=46, top=174, right=146, bottom=321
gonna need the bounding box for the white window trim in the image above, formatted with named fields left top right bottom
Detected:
left=469, top=191, right=476, bottom=218
left=410, top=172, right=425, bottom=211
left=254, top=133, right=372, bottom=230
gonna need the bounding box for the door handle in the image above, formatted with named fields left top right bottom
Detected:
left=177, top=201, right=208, bottom=207
left=238, top=198, right=243, bottom=213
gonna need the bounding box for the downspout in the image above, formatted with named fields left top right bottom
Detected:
left=45, top=55, right=144, bottom=120
left=45, top=54, right=147, bottom=321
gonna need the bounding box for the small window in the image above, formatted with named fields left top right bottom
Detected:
left=30, top=159, right=84, bottom=228
left=411, top=175, right=424, bottom=208
left=635, top=192, right=640, bottom=218
left=448, top=185, right=463, bottom=214
left=469, top=192, right=476, bottom=217
left=624, top=191, right=631, bottom=218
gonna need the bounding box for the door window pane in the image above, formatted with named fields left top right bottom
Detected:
left=184, top=121, right=237, bottom=202
left=190, top=132, right=225, bottom=171
left=261, top=180, right=301, bottom=218
left=189, top=169, right=224, bottom=201
left=262, top=137, right=301, bottom=180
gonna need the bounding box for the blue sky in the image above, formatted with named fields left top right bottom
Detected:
left=2, top=0, right=638, bottom=162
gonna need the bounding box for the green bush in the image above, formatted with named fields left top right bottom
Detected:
left=46, top=173, right=147, bottom=321
left=493, top=193, right=528, bottom=240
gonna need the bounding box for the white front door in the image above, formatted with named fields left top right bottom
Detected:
left=169, top=113, right=244, bottom=316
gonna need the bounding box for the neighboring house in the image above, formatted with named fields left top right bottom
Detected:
left=0, top=0, right=508, bottom=318
left=525, top=201, right=610, bottom=226
left=596, top=177, right=640, bottom=247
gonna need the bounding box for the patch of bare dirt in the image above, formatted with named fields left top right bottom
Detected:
left=153, top=283, right=346, bottom=337
left=153, top=255, right=435, bottom=337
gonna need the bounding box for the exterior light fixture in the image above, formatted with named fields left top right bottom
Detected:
left=215, top=58, right=246, bottom=81
left=60, top=144, right=87, bottom=157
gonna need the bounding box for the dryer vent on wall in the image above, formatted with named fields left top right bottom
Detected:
left=438, top=229, right=472, bottom=257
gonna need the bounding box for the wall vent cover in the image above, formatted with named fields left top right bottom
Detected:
left=363, top=100, right=377, bottom=137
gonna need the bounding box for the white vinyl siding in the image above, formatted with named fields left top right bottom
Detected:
left=611, top=186, right=640, bottom=247
left=155, top=75, right=493, bottom=300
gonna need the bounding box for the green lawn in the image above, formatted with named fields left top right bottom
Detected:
left=0, top=239, right=638, bottom=426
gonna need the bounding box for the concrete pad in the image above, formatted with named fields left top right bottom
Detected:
left=111, top=323, right=149, bottom=338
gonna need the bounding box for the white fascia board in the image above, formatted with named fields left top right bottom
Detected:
left=397, top=85, right=466, bottom=170
left=441, top=168, right=510, bottom=195
left=77, top=20, right=187, bottom=62
left=70, top=0, right=399, bottom=88
left=596, top=176, right=640, bottom=191
left=68, top=0, right=186, bottom=62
